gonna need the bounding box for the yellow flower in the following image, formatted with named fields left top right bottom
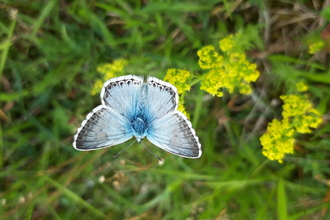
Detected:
left=91, top=58, right=128, bottom=95
left=197, top=46, right=223, bottom=69
left=261, top=94, right=323, bottom=163
left=177, top=102, right=190, bottom=119
left=229, top=52, right=245, bottom=62
left=280, top=95, right=311, bottom=119
left=295, top=81, right=308, bottom=92
left=198, top=42, right=259, bottom=97
left=280, top=94, right=322, bottom=133
left=260, top=119, right=295, bottom=163
left=308, top=40, right=325, bottom=54
left=307, top=108, right=323, bottom=128
left=90, top=79, right=103, bottom=96
left=238, top=83, right=252, bottom=95
left=97, top=58, right=127, bottom=79
left=219, top=35, right=235, bottom=53
left=200, top=69, right=224, bottom=97
left=243, top=63, right=260, bottom=83
left=198, top=34, right=260, bottom=97
left=164, top=69, right=191, bottom=94
left=164, top=69, right=193, bottom=118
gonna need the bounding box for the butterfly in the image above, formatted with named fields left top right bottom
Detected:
left=73, top=75, right=202, bottom=158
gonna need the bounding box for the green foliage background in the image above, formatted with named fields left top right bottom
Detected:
left=1, top=0, right=330, bottom=219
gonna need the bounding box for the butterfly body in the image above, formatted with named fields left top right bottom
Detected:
left=73, top=75, right=202, bottom=158
left=131, top=115, right=149, bottom=142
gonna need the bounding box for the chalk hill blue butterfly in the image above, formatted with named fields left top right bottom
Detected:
left=73, top=75, right=202, bottom=158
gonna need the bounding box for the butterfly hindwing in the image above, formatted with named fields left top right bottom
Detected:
left=146, top=111, right=202, bottom=158
left=73, top=105, right=133, bottom=150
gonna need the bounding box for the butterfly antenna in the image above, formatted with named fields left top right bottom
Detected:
left=141, top=141, right=163, bottom=162
left=113, top=140, right=137, bottom=158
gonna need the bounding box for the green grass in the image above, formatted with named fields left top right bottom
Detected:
left=1, top=0, right=330, bottom=219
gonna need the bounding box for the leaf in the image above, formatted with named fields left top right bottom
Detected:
left=278, top=179, right=288, bottom=220
left=321, top=6, right=330, bottom=22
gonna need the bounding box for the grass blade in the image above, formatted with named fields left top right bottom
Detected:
left=278, top=178, right=288, bottom=220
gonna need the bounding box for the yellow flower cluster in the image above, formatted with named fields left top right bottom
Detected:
left=91, top=59, right=128, bottom=95
left=281, top=95, right=322, bottom=133
left=197, top=46, right=223, bottom=69
left=164, top=69, right=191, bottom=94
left=177, top=102, right=190, bottom=119
left=219, top=35, right=234, bottom=52
left=260, top=94, right=322, bottom=163
left=90, top=79, right=104, bottom=96
left=295, top=81, right=308, bottom=92
left=308, top=40, right=325, bottom=54
left=200, top=69, right=224, bottom=97
left=164, top=69, right=192, bottom=118
left=260, top=119, right=295, bottom=163
left=197, top=35, right=259, bottom=97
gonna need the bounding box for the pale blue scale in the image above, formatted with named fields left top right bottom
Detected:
left=73, top=75, right=202, bottom=158
left=147, top=111, right=201, bottom=157
left=73, top=106, right=133, bottom=150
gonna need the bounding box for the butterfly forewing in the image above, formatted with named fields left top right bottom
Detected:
left=146, top=76, right=178, bottom=120
left=73, top=106, right=133, bottom=150
left=101, top=75, right=143, bottom=118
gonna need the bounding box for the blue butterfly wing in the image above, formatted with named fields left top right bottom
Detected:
left=144, top=77, right=201, bottom=158
left=101, top=75, right=143, bottom=118
left=73, top=105, right=133, bottom=150
left=145, top=76, right=178, bottom=120
left=147, top=111, right=202, bottom=158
